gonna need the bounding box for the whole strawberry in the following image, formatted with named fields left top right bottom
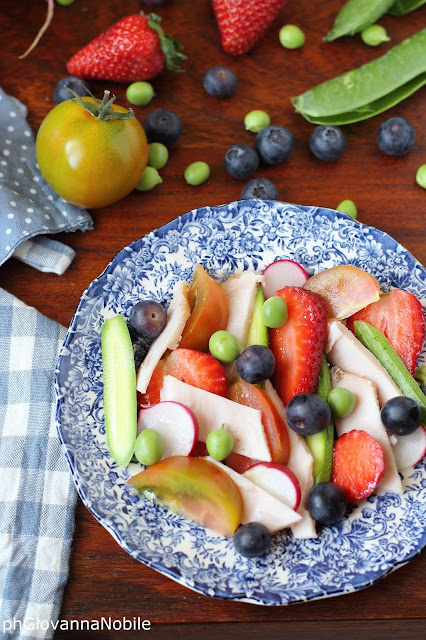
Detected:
left=66, top=13, right=186, bottom=82
left=213, top=0, right=286, bottom=55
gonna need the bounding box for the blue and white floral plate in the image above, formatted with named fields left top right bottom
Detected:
left=55, top=200, right=426, bottom=606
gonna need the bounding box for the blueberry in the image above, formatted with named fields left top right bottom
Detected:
left=309, top=125, right=346, bottom=161
left=233, top=522, right=271, bottom=558
left=307, top=482, right=347, bottom=527
left=203, top=65, right=238, bottom=98
left=235, top=345, right=275, bottom=384
left=286, top=393, right=331, bottom=435
left=129, top=300, right=167, bottom=339
left=241, top=177, right=279, bottom=200
left=143, top=0, right=170, bottom=6
left=255, top=125, right=295, bottom=165
left=380, top=396, right=422, bottom=436
left=144, top=108, right=183, bottom=147
left=224, top=144, right=259, bottom=180
left=54, top=76, right=90, bottom=104
left=377, top=117, right=415, bottom=156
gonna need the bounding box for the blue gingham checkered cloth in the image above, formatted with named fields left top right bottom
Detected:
left=0, top=288, right=76, bottom=639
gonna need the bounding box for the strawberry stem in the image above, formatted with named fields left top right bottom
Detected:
left=19, top=0, right=55, bottom=59
left=67, top=89, right=135, bottom=121
left=147, top=13, right=187, bottom=72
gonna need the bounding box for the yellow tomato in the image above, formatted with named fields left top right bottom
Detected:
left=36, top=93, right=148, bottom=208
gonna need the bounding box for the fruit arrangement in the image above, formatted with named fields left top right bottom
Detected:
left=101, top=258, right=426, bottom=557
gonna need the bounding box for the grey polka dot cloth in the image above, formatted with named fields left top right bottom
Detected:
left=0, top=87, right=93, bottom=274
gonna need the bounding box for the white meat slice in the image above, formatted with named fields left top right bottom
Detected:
left=326, top=320, right=401, bottom=406
left=330, top=367, right=403, bottom=495
left=160, top=375, right=271, bottom=461
left=136, top=281, right=190, bottom=394
left=265, top=381, right=317, bottom=539
left=221, top=271, right=263, bottom=350
left=206, top=457, right=302, bottom=533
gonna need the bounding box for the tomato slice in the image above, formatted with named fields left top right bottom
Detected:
left=179, top=264, right=229, bottom=352
left=227, top=380, right=290, bottom=465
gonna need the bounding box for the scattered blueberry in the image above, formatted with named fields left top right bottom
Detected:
left=235, top=345, right=275, bottom=384
left=377, top=117, right=415, bottom=156
left=224, top=144, right=259, bottom=179
left=142, top=0, right=170, bottom=6
left=233, top=522, right=271, bottom=558
left=307, top=482, right=347, bottom=527
left=54, top=76, right=90, bottom=104
left=380, top=396, right=422, bottom=436
left=144, top=108, right=183, bottom=147
left=129, top=300, right=167, bottom=339
left=241, top=177, right=279, bottom=200
left=203, top=65, right=238, bottom=98
left=255, top=125, right=295, bottom=165
left=309, top=125, right=346, bottom=161
left=286, top=393, right=331, bottom=435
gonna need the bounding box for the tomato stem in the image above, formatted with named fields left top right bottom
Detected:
left=67, top=89, right=135, bottom=121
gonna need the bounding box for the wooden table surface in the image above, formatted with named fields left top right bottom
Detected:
left=1, top=1, right=425, bottom=638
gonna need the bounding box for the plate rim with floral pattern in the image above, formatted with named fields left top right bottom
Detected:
left=55, top=200, right=426, bottom=606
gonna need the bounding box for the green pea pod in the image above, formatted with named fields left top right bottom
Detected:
left=389, top=0, right=426, bottom=15
left=324, top=0, right=395, bottom=42
left=305, top=354, right=334, bottom=484
left=353, top=321, right=426, bottom=424
left=292, top=28, right=426, bottom=125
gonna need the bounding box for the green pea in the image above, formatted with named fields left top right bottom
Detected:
left=324, top=0, right=394, bottom=42
left=328, top=387, right=356, bottom=418
left=279, top=25, right=306, bottom=49
left=184, top=161, right=210, bottom=185
left=336, top=199, right=357, bottom=218
left=209, top=330, right=241, bottom=363
left=292, top=28, right=426, bottom=125
left=126, top=81, right=155, bottom=107
left=206, top=425, right=234, bottom=461
left=361, top=24, right=390, bottom=46
left=416, top=164, right=426, bottom=188
left=134, top=429, right=165, bottom=466
left=389, top=0, right=426, bottom=16
left=56, top=0, right=75, bottom=5
left=262, top=296, right=288, bottom=328
left=244, top=110, right=271, bottom=133
left=148, top=142, right=169, bottom=169
left=136, top=166, right=163, bottom=191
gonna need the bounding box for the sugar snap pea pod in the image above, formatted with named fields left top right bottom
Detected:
left=353, top=321, right=426, bottom=424
left=324, top=0, right=395, bottom=42
left=292, top=29, right=426, bottom=124
left=305, top=354, right=334, bottom=484
left=389, top=0, right=426, bottom=15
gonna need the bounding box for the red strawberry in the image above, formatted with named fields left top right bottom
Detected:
left=331, top=430, right=385, bottom=503
left=66, top=13, right=186, bottom=82
left=269, top=287, right=328, bottom=406
left=138, top=348, right=227, bottom=407
left=212, top=0, right=286, bottom=55
left=346, top=289, right=425, bottom=376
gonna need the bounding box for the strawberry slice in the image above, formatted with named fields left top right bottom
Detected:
left=346, top=289, right=425, bottom=376
left=269, top=287, right=328, bottom=406
left=331, top=430, right=385, bottom=503
left=138, top=348, right=227, bottom=407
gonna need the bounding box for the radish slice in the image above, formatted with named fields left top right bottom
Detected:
left=137, top=401, right=199, bottom=459
left=262, top=259, right=309, bottom=299
left=243, top=462, right=301, bottom=511
left=393, top=425, right=426, bottom=471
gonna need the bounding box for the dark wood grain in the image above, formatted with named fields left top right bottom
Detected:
left=1, top=0, right=425, bottom=636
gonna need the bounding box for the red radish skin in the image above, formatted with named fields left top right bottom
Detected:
left=243, top=461, right=301, bottom=511
left=137, top=401, right=199, bottom=459
left=393, top=425, right=426, bottom=470
left=262, top=260, right=309, bottom=299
